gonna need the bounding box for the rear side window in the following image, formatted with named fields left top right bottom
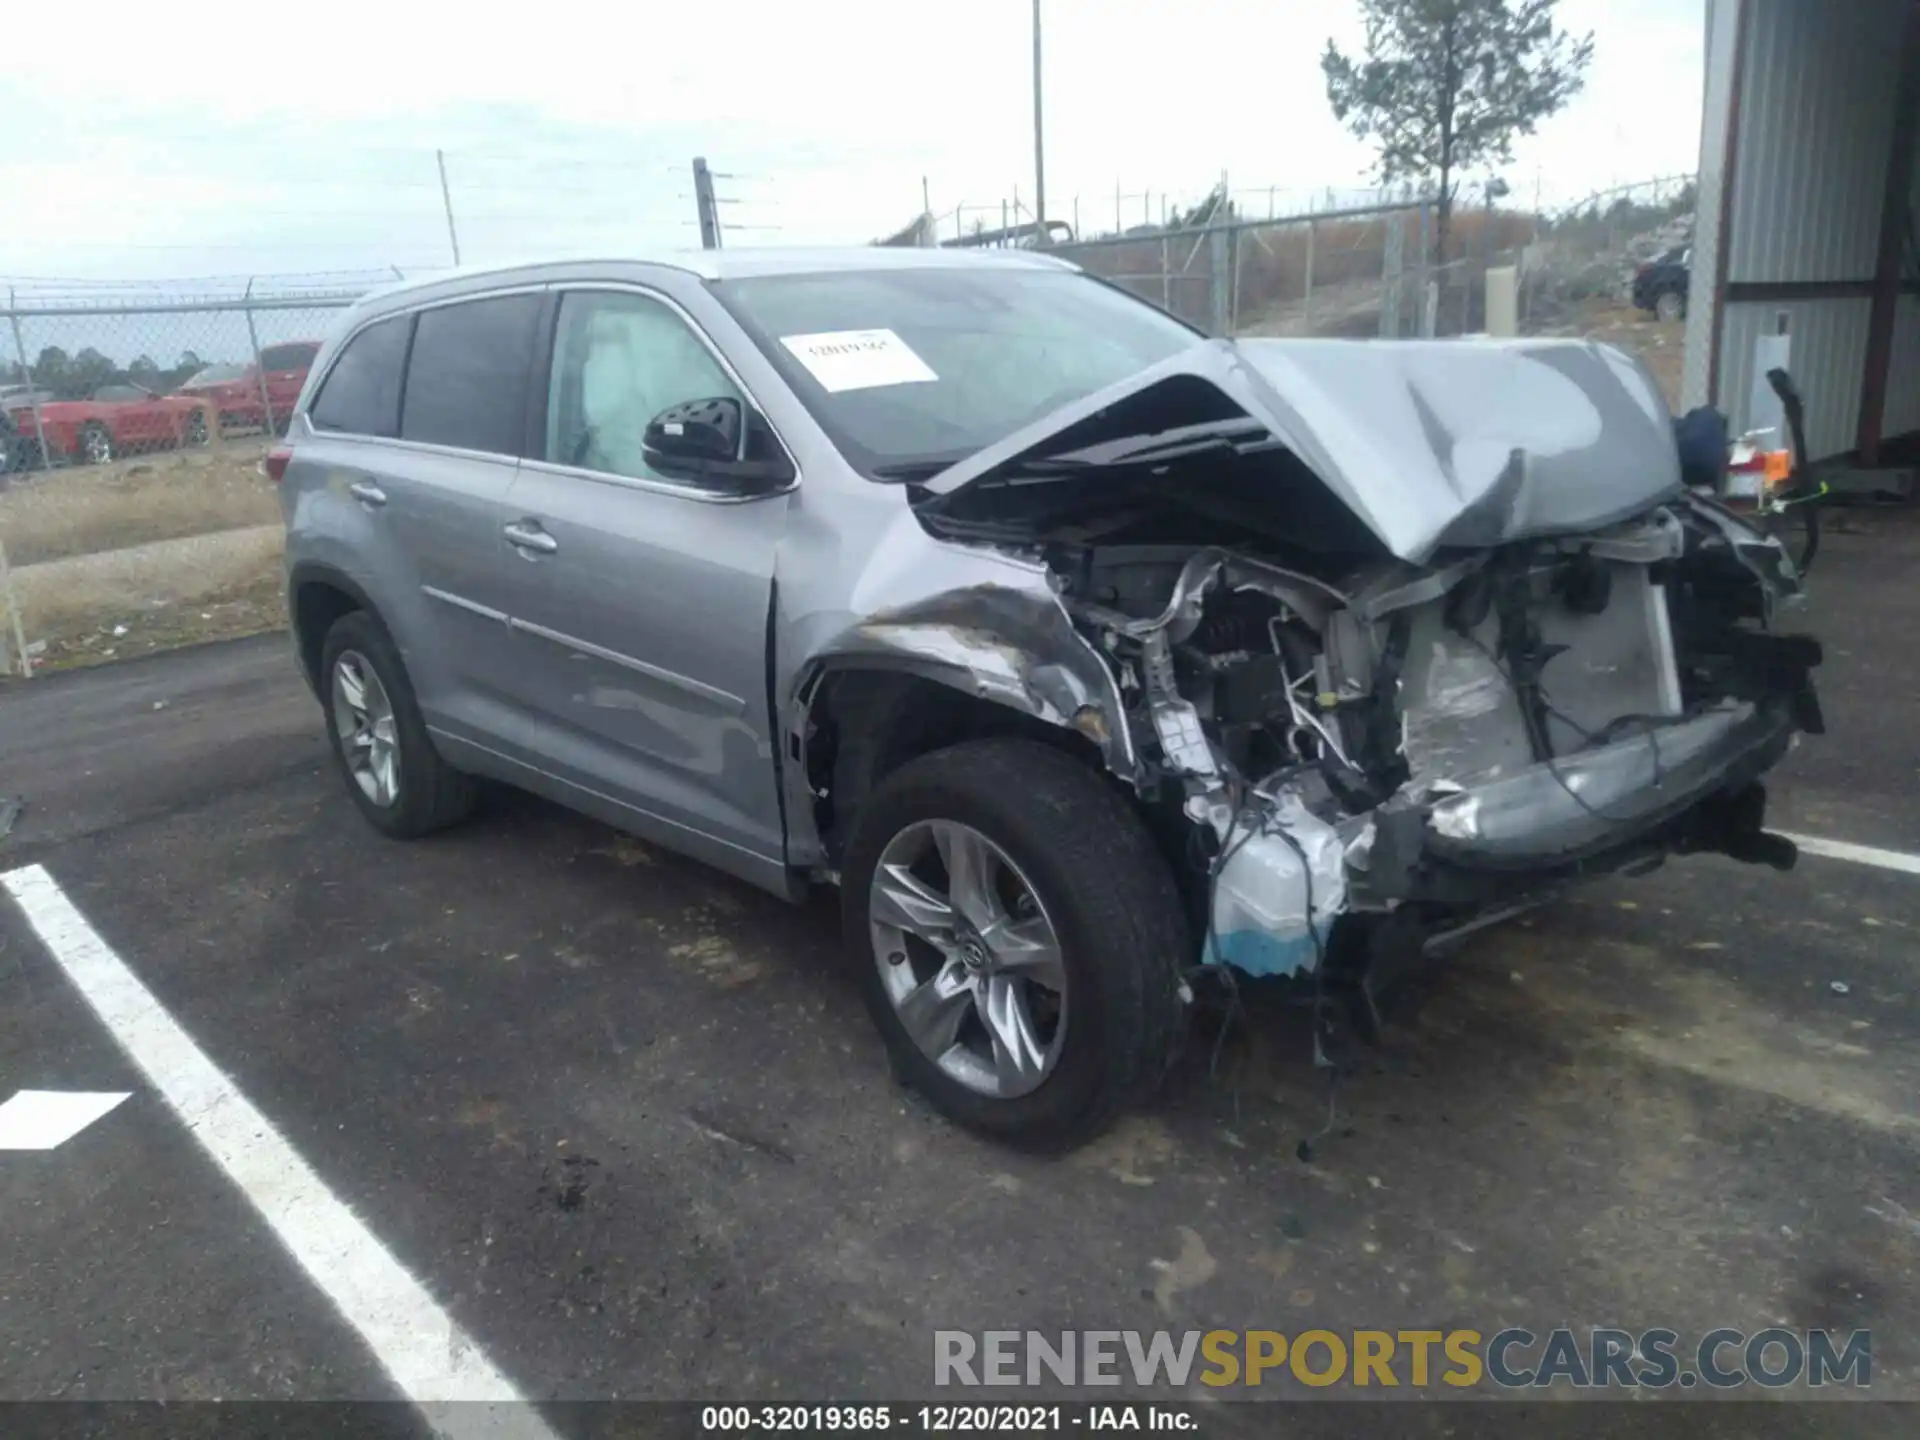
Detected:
left=400, top=294, right=542, bottom=455
left=309, top=316, right=411, bottom=437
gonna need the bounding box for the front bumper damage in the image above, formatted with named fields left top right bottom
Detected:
left=1169, top=547, right=1816, bottom=995
left=892, top=336, right=1822, bottom=1005
left=1362, top=698, right=1797, bottom=896
left=1050, top=500, right=1818, bottom=1002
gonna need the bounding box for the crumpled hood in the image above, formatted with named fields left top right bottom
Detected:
left=918, top=336, right=1685, bottom=564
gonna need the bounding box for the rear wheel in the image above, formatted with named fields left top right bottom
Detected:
left=841, top=739, right=1190, bottom=1151
left=1654, top=289, right=1685, bottom=323
left=320, top=610, right=476, bottom=838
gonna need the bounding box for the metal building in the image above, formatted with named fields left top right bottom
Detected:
left=1686, top=0, right=1920, bottom=482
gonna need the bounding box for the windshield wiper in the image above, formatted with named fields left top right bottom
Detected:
left=1049, top=416, right=1274, bottom=469
left=876, top=417, right=1275, bottom=486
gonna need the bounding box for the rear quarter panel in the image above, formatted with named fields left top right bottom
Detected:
left=280, top=427, right=493, bottom=734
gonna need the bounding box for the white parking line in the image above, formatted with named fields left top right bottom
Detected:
left=1, top=863, right=557, bottom=1440
left=1779, top=833, right=1920, bottom=878
left=0, top=1090, right=130, bottom=1150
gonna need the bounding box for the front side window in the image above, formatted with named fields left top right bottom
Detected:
left=544, top=291, right=743, bottom=482
left=310, top=315, right=412, bottom=437
left=713, top=266, right=1199, bottom=476
left=400, top=294, right=542, bottom=455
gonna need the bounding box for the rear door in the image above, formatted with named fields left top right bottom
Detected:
left=302, top=293, right=543, bottom=741
left=496, top=284, right=793, bottom=867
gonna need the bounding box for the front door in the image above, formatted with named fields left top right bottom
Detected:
left=498, top=286, right=792, bottom=867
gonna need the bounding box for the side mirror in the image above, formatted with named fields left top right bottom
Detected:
left=642, top=396, right=792, bottom=492
left=644, top=396, right=743, bottom=467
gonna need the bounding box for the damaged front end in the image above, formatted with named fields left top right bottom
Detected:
left=910, top=337, right=1823, bottom=1016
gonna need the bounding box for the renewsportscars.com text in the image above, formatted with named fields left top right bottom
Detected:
left=933, top=1327, right=1871, bottom=1390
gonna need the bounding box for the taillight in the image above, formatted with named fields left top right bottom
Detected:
left=262, top=446, right=292, bottom=482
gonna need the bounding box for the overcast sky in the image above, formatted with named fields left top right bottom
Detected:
left=0, top=0, right=1704, bottom=286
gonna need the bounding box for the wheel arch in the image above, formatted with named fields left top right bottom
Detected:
left=793, top=659, right=1117, bottom=870
left=288, top=561, right=380, bottom=697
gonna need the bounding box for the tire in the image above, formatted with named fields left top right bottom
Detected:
left=183, top=410, right=208, bottom=447
left=319, top=609, right=476, bottom=838
left=1654, top=289, right=1685, bottom=323
left=80, top=423, right=112, bottom=465
left=841, top=738, right=1190, bottom=1151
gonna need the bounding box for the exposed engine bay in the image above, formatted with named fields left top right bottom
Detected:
left=905, top=338, right=1824, bottom=1013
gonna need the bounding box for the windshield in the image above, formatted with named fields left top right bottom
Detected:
left=185, top=363, right=250, bottom=386
left=712, top=266, right=1200, bottom=476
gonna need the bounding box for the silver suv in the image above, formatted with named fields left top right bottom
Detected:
left=277, top=248, right=1822, bottom=1149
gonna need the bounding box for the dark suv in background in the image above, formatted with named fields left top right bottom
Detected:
left=1632, top=245, right=1691, bottom=321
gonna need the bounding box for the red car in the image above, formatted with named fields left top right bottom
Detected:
left=173, top=341, right=321, bottom=434
left=4, top=384, right=214, bottom=465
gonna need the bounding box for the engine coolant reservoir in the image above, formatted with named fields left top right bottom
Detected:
left=1201, top=792, right=1348, bottom=980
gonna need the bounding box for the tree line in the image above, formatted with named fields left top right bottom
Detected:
left=2, top=348, right=217, bottom=401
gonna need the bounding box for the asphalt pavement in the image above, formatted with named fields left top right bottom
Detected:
left=2, top=515, right=1918, bottom=1433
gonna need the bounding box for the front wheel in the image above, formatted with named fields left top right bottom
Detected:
left=842, top=739, right=1190, bottom=1151
left=320, top=610, right=477, bottom=838
left=80, top=423, right=112, bottom=465
left=1654, top=289, right=1685, bottom=323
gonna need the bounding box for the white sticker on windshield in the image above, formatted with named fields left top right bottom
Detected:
left=779, top=329, right=938, bottom=393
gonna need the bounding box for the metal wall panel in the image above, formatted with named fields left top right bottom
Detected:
left=1724, top=0, right=1905, bottom=284
left=1883, top=142, right=1920, bottom=441
left=1690, top=0, right=1911, bottom=457
left=1719, top=298, right=1872, bottom=459
left=1683, top=0, right=1745, bottom=410
left=1881, top=295, right=1920, bottom=440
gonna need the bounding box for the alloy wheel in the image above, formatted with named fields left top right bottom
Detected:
left=331, top=650, right=402, bottom=807
left=868, top=819, right=1069, bottom=1099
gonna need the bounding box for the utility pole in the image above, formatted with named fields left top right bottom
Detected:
left=1031, top=0, right=1047, bottom=244
left=435, top=149, right=461, bottom=265
left=692, top=156, right=721, bottom=249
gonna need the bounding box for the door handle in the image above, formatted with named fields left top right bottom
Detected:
left=348, top=481, right=387, bottom=507
left=503, top=521, right=558, bottom=555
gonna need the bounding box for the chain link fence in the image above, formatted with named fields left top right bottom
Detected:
left=1047, top=190, right=1690, bottom=411
left=1048, top=201, right=1430, bottom=339
left=1, top=278, right=372, bottom=675
left=0, top=184, right=1698, bottom=677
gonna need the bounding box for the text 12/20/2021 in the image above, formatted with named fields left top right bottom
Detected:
left=701, top=1405, right=1197, bottom=1433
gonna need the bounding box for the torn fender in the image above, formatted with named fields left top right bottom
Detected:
left=827, top=584, right=1135, bottom=773
left=776, top=512, right=1135, bottom=868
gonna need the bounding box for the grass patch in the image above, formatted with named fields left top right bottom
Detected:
left=0, top=442, right=280, bottom=568
left=9, top=525, right=285, bottom=670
